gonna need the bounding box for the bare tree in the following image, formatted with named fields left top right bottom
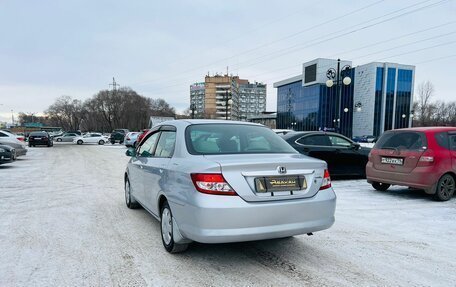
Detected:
left=45, top=96, right=85, bottom=130
left=416, top=81, right=435, bottom=126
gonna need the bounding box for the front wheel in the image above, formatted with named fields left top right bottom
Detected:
left=125, top=178, right=140, bottom=209
left=161, top=201, right=188, bottom=253
left=56, top=138, right=62, bottom=142
left=372, top=182, right=390, bottom=191
left=434, top=174, right=455, bottom=201
left=77, top=140, right=83, bottom=145
left=98, top=140, right=105, bottom=145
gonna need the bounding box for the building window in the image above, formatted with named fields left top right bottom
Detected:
left=304, top=64, right=317, bottom=83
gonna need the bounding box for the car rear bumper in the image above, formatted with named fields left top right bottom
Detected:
left=171, top=188, right=336, bottom=244
left=16, top=148, right=27, bottom=156
left=366, top=162, right=439, bottom=190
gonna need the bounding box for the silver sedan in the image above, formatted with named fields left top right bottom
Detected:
left=124, top=120, right=336, bottom=253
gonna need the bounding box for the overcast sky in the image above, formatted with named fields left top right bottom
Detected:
left=1, top=0, right=455, bottom=122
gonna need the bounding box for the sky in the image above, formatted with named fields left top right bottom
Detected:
left=0, top=0, right=456, bottom=123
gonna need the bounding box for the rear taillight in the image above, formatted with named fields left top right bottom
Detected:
left=418, top=150, right=435, bottom=167
left=319, top=169, right=332, bottom=190
left=190, top=173, right=237, bottom=196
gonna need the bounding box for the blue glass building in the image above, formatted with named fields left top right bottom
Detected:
left=274, top=59, right=415, bottom=138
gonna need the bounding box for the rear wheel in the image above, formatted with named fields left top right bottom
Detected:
left=434, top=174, right=455, bottom=201
left=160, top=201, right=188, bottom=253
left=56, top=138, right=62, bottom=142
left=98, top=140, right=105, bottom=145
left=372, top=182, right=390, bottom=191
left=77, top=140, right=83, bottom=145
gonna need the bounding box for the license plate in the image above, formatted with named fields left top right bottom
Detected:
left=34, top=137, right=41, bottom=140
left=381, top=157, right=403, bottom=165
left=255, top=176, right=306, bottom=193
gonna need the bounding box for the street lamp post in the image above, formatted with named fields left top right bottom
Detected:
left=326, top=59, right=352, bottom=133
left=223, top=90, right=233, bottom=120
left=190, top=103, right=197, bottom=119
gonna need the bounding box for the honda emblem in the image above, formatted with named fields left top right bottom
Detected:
left=277, top=166, right=287, bottom=174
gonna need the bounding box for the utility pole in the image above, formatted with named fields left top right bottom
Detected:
left=109, top=77, right=120, bottom=91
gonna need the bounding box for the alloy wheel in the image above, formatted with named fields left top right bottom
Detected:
left=437, top=174, right=455, bottom=201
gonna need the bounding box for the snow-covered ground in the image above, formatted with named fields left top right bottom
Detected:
left=0, top=144, right=454, bottom=286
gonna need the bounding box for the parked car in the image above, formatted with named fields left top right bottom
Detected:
left=136, top=129, right=150, bottom=145
left=124, top=120, right=336, bottom=253
left=124, top=132, right=140, bottom=147
left=110, top=129, right=130, bottom=144
left=28, top=131, right=53, bottom=147
left=366, top=127, right=456, bottom=201
left=73, top=133, right=109, bottom=145
left=0, top=130, right=27, bottom=156
left=282, top=131, right=371, bottom=177
left=54, top=132, right=79, bottom=142
left=0, top=144, right=16, bottom=165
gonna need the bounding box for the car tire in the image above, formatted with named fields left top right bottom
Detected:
left=160, top=201, right=189, bottom=253
left=77, top=140, right=83, bottom=145
left=111, top=141, right=115, bottom=145
left=372, top=182, right=390, bottom=191
left=98, top=140, right=105, bottom=145
left=56, top=138, right=62, bottom=142
left=28, top=143, right=32, bottom=147
left=125, top=178, right=140, bottom=209
left=433, top=174, right=455, bottom=201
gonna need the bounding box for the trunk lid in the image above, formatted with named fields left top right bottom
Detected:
left=204, top=153, right=327, bottom=202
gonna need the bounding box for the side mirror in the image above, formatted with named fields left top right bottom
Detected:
left=126, top=147, right=136, bottom=157
left=351, top=143, right=361, bottom=150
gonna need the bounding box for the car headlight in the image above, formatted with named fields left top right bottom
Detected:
left=0, top=148, right=5, bottom=152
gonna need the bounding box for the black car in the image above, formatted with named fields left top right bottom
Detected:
left=0, top=144, right=16, bottom=165
left=110, top=129, right=130, bottom=144
left=282, top=131, right=371, bottom=177
left=28, top=131, right=53, bottom=147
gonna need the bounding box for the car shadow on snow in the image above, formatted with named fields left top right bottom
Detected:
left=369, top=186, right=444, bottom=201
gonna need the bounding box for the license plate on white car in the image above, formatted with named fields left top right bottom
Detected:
left=381, top=157, right=403, bottom=165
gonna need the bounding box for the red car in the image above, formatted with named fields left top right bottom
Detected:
left=366, top=127, right=456, bottom=201
left=136, top=129, right=150, bottom=146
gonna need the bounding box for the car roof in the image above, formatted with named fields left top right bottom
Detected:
left=157, top=119, right=263, bottom=128
left=387, top=127, right=456, bottom=133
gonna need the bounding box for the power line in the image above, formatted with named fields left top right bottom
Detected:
left=230, top=0, right=449, bottom=71
left=133, top=0, right=447, bottom=90
left=128, top=0, right=386, bottom=87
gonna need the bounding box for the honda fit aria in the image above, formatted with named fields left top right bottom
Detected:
left=366, top=127, right=456, bottom=201
left=124, top=120, right=336, bottom=253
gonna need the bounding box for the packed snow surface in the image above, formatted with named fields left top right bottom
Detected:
left=0, top=144, right=454, bottom=286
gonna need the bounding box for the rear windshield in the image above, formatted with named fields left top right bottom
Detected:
left=375, top=131, right=427, bottom=151
left=30, top=132, right=47, bottom=136
left=186, top=124, right=297, bottom=155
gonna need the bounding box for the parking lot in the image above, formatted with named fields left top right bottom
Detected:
left=1, top=143, right=455, bottom=287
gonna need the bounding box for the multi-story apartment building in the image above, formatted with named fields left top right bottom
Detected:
left=273, top=58, right=415, bottom=137
left=190, top=74, right=266, bottom=120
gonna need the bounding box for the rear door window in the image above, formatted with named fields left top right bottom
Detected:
left=154, top=131, right=176, bottom=158
left=449, top=134, right=456, bottom=151
left=328, top=135, right=352, bottom=147
left=375, top=131, right=427, bottom=151
left=435, top=132, right=449, bottom=149
left=297, top=135, right=331, bottom=146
